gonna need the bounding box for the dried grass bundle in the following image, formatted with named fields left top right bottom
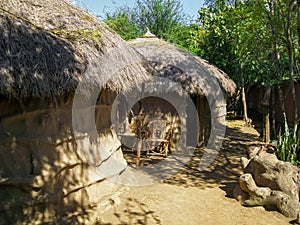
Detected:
left=130, top=36, right=236, bottom=97
left=0, top=0, right=153, bottom=100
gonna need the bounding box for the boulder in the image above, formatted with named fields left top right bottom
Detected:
left=234, top=145, right=300, bottom=219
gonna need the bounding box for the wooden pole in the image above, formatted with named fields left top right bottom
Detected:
left=262, top=88, right=271, bottom=143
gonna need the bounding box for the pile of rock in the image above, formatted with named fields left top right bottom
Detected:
left=234, top=145, right=300, bottom=221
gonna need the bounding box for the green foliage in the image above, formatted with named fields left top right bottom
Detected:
left=172, top=24, right=205, bottom=55
left=104, top=0, right=185, bottom=42
left=105, top=0, right=300, bottom=90
left=276, top=113, right=300, bottom=165
left=134, top=0, right=185, bottom=40
left=197, top=6, right=238, bottom=80
left=204, top=0, right=238, bottom=8
left=190, top=0, right=300, bottom=88
left=104, top=12, right=142, bottom=40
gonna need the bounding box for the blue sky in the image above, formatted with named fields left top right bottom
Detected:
left=74, top=0, right=205, bottom=20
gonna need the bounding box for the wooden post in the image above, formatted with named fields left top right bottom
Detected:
left=240, top=63, right=249, bottom=126
left=136, top=139, right=142, bottom=166
left=264, top=111, right=270, bottom=143
left=271, top=88, right=276, bottom=139
left=262, top=88, right=271, bottom=143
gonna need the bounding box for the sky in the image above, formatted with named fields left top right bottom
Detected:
left=74, top=0, right=205, bottom=21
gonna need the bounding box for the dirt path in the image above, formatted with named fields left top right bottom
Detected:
left=98, top=120, right=292, bottom=225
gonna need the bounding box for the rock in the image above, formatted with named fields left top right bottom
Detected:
left=244, top=148, right=299, bottom=200
left=241, top=157, right=250, bottom=171
left=297, top=211, right=300, bottom=224
left=270, top=191, right=300, bottom=218
left=235, top=144, right=300, bottom=219
left=246, top=145, right=262, bottom=159
left=239, top=173, right=271, bottom=206
left=237, top=173, right=300, bottom=218
left=233, top=185, right=248, bottom=202
left=246, top=144, right=277, bottom=159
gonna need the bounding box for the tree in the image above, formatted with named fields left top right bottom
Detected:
left=197, top=0, right=300, bottom=140
left=198, top=5, right=237, bottom=77
left=286, top=0, right=299, bottom=125
left=104, top=0, right=185, bottom=42
left=298, top=0, right=300, bottom=46
left=133, top=0, right=184, bottom=40
left=105, top=0, right=300, bottom=138
left=105, top=11, right=142, bottom=40
left=204, top=0, right=238, bottom=7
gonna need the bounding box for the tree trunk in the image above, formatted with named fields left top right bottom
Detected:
left=262, top=88, right=271, bottom=143
left=136, top=139, right=142, bottom=166
left=297, top=0, right=300, bottom=47
left=266, top=0, right=281, bottom=136
left=264, top=111, right=270, bottom=143
left=277, top=86, right=285, bottom=114
left=241, top=86, right=248, bottom=123
left=241, top=64, right=249, bottom=126
left=287, top=0, right=299, bottom=125
left=271, top=88, right=276, bottom=139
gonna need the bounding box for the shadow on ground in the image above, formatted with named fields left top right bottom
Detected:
left=163, top=120, right=263, bottom=190
left=98, top=197, right=161, bottom=225
left=98, top=121, right=292, bottom=225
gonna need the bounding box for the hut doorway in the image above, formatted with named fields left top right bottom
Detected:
left=118, top=96, right=181, bottom=166
left=189, top=95, right=211, bottom=148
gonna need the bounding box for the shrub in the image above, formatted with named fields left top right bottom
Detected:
left=276, top=113, right=300, bottom=166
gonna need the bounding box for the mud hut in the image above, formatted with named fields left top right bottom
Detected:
left=129, top=32, right=236, bottom=149
left=0, top=0, right=152, bottom=223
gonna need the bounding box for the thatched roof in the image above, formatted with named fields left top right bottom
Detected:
left=0, top=0, right=152, bottom=100
left=129, top=33, right=236, bottom=97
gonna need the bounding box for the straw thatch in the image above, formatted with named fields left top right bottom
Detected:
left=0, top=1, right=156, bottom=223
left=0, top=0, right=152, bottom=100
left=129, top=34, right=236, bottom=97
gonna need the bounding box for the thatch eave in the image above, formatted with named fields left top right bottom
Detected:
left=0, top=0, right=153, bottom=101
left=129, top=36, right=237, bottom=97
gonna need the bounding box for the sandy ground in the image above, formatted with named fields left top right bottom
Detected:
left=97, top=120, right=293, bottom=225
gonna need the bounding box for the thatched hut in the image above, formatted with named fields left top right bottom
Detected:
left=0, top=0, right=152, bottom=223
left=129, top=32, right=236, bottom=150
